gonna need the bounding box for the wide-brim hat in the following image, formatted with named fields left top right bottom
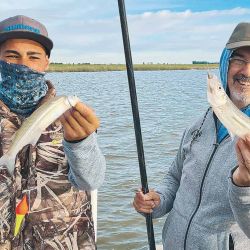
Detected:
left=226, top=22, right=250, bottom=50
left=0, top=15, right=53, bottom=57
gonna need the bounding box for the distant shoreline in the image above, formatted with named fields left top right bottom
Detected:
left=48, top=63, right=218, bottom=72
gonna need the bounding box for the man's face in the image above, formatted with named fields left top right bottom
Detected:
left=0, top=38, right=49, bottom=72
left=228, top=46, right=250, bottom=109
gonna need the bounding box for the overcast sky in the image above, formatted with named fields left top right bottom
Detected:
left=1, top=0, right=250, bottom=64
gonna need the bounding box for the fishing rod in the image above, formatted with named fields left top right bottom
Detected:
left=117, top=0, right=156, bottom=249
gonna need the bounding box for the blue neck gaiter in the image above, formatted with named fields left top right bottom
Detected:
left=0, top=60, right=48, bottom=116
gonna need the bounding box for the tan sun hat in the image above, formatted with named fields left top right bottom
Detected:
left=226, top=22, right=250, bottom=50
left=0, top=15, right=53, bottom=57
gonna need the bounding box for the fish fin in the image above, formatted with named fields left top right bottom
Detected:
left=0, top=154, right=16, bottom=175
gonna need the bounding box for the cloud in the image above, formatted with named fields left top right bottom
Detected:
left=1, top=3, right=250, bottom=63
left=52, top=7, right=250, bottom=64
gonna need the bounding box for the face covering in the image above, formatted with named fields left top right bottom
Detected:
left=0, top=60, right=48, bottom=116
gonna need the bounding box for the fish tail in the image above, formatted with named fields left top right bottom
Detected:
left=0, top=153, right=16, bottom=175
left=207, top=71, right=213, bottom=79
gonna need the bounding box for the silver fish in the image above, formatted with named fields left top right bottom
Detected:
left=207, top=73, right=250, bottom=140
left=0, top=95, right=80, bottom=175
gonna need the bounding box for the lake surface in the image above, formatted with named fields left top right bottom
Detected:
left=47, top=69, right=218, bottom=250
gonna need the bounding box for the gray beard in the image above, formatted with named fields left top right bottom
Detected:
left=230, top=87, right=250, bottom=108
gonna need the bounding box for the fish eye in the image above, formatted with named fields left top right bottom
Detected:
left=219, top=87, right=221, bottom=89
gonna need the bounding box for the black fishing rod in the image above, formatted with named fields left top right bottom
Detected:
left=117, top=0, right=156, bottom=249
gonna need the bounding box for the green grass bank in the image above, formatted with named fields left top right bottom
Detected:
left=48, top=63, right=218, bottom=72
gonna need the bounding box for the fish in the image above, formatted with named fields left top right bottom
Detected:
left=207, top=73, right=250, bottom=140
left=0, top=95, right=80, bottom=175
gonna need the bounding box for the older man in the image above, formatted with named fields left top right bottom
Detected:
left=133, top=23, right=250, bottom=249
left=0, top=15, right=105, bottom=249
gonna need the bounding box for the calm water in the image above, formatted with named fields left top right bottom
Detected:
left=47, top=69, right=218, bottom=250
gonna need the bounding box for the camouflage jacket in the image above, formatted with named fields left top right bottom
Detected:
left=0, top=81, right=96, bottom=250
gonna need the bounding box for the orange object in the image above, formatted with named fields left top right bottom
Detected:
left=14, top=194, right=29, bottom=236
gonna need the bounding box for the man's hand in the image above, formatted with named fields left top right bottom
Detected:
left=133, top=189, right=160, bottom=213
left=233, top=136, right=250, bottom=187
left=60, top=102, right=100, bottom=142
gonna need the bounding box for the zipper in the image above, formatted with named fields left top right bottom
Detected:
left=183, top=142, right=219, bottom=249
left=183, top=111, right=231, bottom=248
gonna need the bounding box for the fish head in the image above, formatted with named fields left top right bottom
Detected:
left=66, top=95, right=80, bottom=107
left=207, top=74, right=227, bottom=107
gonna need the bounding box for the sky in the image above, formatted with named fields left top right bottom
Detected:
left=1, top=0, right=250, bottom=64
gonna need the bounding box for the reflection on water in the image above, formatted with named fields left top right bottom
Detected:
left=47, top=69, right=218, bottom=250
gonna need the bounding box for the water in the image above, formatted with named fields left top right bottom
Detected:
left=47, top=69, right=218, bottom=250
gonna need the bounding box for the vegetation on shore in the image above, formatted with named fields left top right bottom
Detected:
left=48, top=63, right=218, bottom=72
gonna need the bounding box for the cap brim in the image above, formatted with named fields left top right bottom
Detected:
left=226, top=41, right=250, bottom=49
left=0, top=31, right=53, bottom=56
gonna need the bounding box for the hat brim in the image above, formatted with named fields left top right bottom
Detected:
left=0, top=31, right=53, bottom=56
left=226, top=41, right=250, bottom=49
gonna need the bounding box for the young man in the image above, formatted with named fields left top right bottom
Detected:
left=133, top=23, right=250, bottom=249
left=0, top=15, right=106, bottom=249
